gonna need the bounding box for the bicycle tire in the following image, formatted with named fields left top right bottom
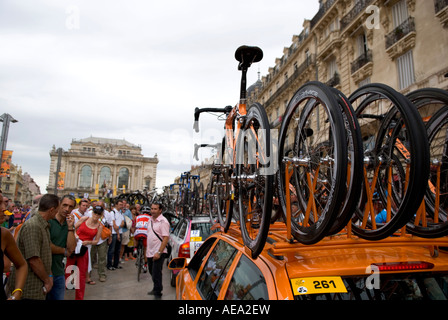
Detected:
left=277, top=81, right=348, bottom=244
left=406, top=105, right=448, bottom=237
left=207, top=179, right=218, bottom=224
left=327, top=88, right=364, bottom=235
left=215, top=137, right=233, bottom=232
left=350, top=83, right=430, bottom=240
left=236, top=102, right=274, bottom=259
left=137, top=245, right=143, bottom=282
left=405, top=88, right=448, bottom=237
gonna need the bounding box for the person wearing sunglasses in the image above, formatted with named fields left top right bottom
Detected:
left=66, top=205, right=103, bottom=300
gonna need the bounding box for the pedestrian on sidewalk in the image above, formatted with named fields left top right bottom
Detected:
left=119, top=200, right=132, bottom=262
left=10, top=194, right=60, bottom=300
left=65, top=207, right=102, bottom=300
left=146, top=202, right=170, bottom=299
left=47, top=194, right=77, bottom=300
left=90, top=201, right=111, bottom=282
left=72, top=198, right=89, bottom=225
left=107, top=199, right=124, bottom=270
left=0, top=192, right=27, bottom=300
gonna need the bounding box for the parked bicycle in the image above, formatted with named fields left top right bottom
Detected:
left=194, top=45, right=273, bottom=259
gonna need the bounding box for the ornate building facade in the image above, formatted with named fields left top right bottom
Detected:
left=247, top=0, right=448, bottom=129
left=47, top=137, right=158, bottom=199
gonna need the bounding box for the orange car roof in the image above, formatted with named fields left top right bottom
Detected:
left=223, top=222, right=448, bottom=280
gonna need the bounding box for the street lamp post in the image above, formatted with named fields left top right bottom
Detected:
left=0, top=113, right=18, bottom=185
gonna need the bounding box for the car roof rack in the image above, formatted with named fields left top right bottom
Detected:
left=263, top=222, right=448, bottom=258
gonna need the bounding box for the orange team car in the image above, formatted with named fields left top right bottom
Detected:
left=169, top=222, right=448, bottom=300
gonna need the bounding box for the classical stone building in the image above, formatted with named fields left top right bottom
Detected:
left=0, top=164, right=41, bottom=205
left=247, top=0, right=448, bottom=129
left=47, top=137, right=158, bottom=199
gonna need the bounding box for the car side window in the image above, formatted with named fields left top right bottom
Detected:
left=196, top=240, right=237, bottom=300
left=178, top=220, right=188, bottom=239
left=224, top=254, right=269, bottom=300
left=187, top=237, right=216, bottom=281
left=172, top=219, right=183, bottom=237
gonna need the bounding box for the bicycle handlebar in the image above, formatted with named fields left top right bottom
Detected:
left=193, top=143, right=222, bottom=161
left=193, top=106, right=233, bottom=132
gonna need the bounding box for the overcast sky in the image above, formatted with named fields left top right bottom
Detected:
left=0, top=0, right=319, bottom=193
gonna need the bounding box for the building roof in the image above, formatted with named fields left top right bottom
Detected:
left=73, top=137, right=140, bottom=148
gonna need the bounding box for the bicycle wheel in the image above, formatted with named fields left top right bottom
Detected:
left=350, top=83, right=430, bottom=240
left=407, top=106, right=448, bottom=237
left=277, top=81, right=348, bottom=244
left=137, top=243, right=143, bottom=282
left=193, top=182, right=204, bottom=215
left=128, top=193, right=149, bottom=206
left=207, top=178, right=218, bottom=224
left=236, top=102, right=274, bottom=259
left=405, top=88, right=448, bottom=237
left=327, top=88, right=364, bottom=235
left=214, top=137, right=233, bottom=231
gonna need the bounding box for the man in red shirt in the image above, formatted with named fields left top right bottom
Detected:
left=146, top=203, right=169, bottom=299
left=132, top=206, right=151, bottom=272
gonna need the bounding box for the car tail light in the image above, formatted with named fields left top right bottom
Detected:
left=179, top=242, right=190, bottom=258
left=372, top=261, right=434, bottom=272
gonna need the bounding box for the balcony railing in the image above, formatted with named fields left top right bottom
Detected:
left=340, top=0, right=374, bottom=30
left=326, top=72, right=340, bottom=88
left=385, top=17, right=416, bottom=49
left=351, top=50, right=373, bottom=74
left=310, top=0, right=337, bottom=29
left=435, top=0, right=448, bottom=13
left=264, top=54, right=316, bottom=107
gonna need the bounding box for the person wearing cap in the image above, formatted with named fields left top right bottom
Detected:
left=131, top=206, right=151, bottom=273
left=89, top=201, right=110, bottom=282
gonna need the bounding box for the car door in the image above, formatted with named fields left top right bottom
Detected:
left=169, top=218, right=188, bottom=259
left=176, top=237, right=217, bottom=300
left=195, top=239, right=238, bottom=300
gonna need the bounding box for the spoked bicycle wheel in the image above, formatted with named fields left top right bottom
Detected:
left=326, top=88, right=364, bottom=236
left=350, top=83, right=430, bottom=240
left=277, top=81, right=348, bottom=245
left=207, top=177, right=219, bottom=224
left=236, top=102, right=274, bottom=259
left=214, top=138, right=233, bottom=232
left=405, top=89, right=448, bottom=237
left=128, top=193, right=149, bottom=206
left=136, top=241, right=143, bottom=282
left=407, top=105, right=448, bottom=237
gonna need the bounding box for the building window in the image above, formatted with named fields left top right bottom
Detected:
left=118, top=167, right=129, bottom=189
left=99, top=166, right=112, bottom=188
left=392, top=0, right=409, bottom=28
left=397, top=50, right=415, bottom=90
left=79, top=165, right=92, bottom=188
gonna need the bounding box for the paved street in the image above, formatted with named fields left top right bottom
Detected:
left=65, top=257, right=176, bottom=300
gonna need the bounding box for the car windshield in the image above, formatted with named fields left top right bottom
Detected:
left=294, top=273, right=448, bottom=300
left=191, top=221, right=214, bottom=240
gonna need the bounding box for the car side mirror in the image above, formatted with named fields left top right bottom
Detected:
left=168, top=257, right=187, bottom=270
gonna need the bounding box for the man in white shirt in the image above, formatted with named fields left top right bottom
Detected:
left=72, top=198, right=89, bottom=226
left=107, top=199, right=124, bottom=270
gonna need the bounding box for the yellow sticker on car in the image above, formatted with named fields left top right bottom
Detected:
left=190, top=237, right=202, bottom=242
left=290, top=276, right=347, bottom=295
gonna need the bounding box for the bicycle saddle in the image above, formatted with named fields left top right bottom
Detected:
left=235, top=45, right=263, bottom=70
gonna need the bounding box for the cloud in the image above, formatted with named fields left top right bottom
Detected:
left=0, top=0, right=319, bottom=192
